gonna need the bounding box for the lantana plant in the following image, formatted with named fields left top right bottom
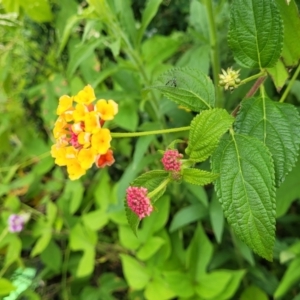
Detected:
left=48, top=0, right=300, bottom=264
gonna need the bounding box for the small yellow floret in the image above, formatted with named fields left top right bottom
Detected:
left=78, top=132, right=91, bottom=148
left=66, top=159, right=86, bottom=180
left=91, top=128, right=112, bottom=154
left=85, top=111, right=101, bottom=134
left=78, top=148, right=97, bottom=169
left=95, top=99, right=118, bottom=121
left=65, top=146, right=78, bottom=159
left=53, top=117, right=68, bottom=139
left=74, top=85, right=96, bottom=105
left=57, top=95, right=73, bottom=115
left=51, top=145, right=67, bottom=166
left=73, top=103, right=89, bottom=122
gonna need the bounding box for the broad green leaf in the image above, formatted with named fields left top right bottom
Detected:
left=137, top=0, right=163, bottom=45
left=119, top=225, right=141, bottom=250
left=182, top=168, right=219, bottom=186
left=234, top=236, right=255, bottom=266
left=235, top=96, right=300, bottom=186
left=144, top=274, right=176, bottom=300
left=5, top=235, right=22, bottom=267
left=46, top=200, right=57, bottom=225
left=164, top=271, right=194, bottom=298
left=267, top=60, right=289, bottom=91
left=150, top=67, right=215, bottom=111
left=186, top=224, right=213, bottom=281
left=169, top=203, right=207, bottom=233
left=209, top=194, right=224, bottom=244
left=0, top=278, right=15, bottom=296
left=125, top=170, right=169, bottom=235
left=211, top=270, right=246, bottom=300
left=195, top=271, right=232, bottom=299
left=82, top=209, right=109, bottom=231
left=63, top=180, right=84, bottom=214
left=120, top=254, right=150, bottom=290
left=20, top=0, right=53, bottom=22
left=40, top=240, right=62, bottom=272
left=137, top=236, right=165, bottom=260
left=275, top=0, right=300, bottom=66
left=31, top=231, right=52, bottom=257
left=228, top=0, right=283, bottom=68
left=186, top=109, right=234, bottom=161
left=2, top=0, right=20, bottom=13
left=212, top=134, right=276, bottom=261
left=67, top=39, right=103, bottom=78
left=276, top=155, right=300, bottom=217
left=119, top=0, right=137, bottom=45
left=241, top=285, right=268, bottom=300
left=69, top=223, right=97, bottom=277
left=274, top=257, right=300, bottom=298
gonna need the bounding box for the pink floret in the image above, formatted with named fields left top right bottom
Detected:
left=161, top=149, right=183, bottom=172
left=126, top=186, right=153, bottom=219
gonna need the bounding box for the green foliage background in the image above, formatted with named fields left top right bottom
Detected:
left=0, top=0, right=300, bottom=299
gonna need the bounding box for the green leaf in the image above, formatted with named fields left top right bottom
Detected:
left=2, top=0, right=20, bottom=13
left=5, top=235, right=22, bottom=267
left=46, top=200, right=57, bottom=225
left=195, top=271, right=232, bottom=299
left=40, top=240, right=62, bottom=272
left=186, top=224, right=213, bottom=281
left=82, top=209, right=109, bottom=231
left=182, top=168, right=219, bottom=186
left=235, top=96, right=300, bottom=186
left=0, top=278, right=15, bottom=296
left=209, top=194, right=224, bottom=244
left=125, top=170, right=169, bottom=235
left=275, top=0, right=300, bottom=66
left=20, top=0, right=53, bottom=22
left=137, top=0, right=163, bottom=45
left=266, top=60, right=289, bottom=91
left=137, top=236, right=165, bottom=261
left=169, top=203, right=207, bottom=232
left=211, top=270, right=246, bottom=300
left=31, top=231, right=52, bottom=257
left=186, top=109, right=234, bottom=162
left=144, top=274, right=176, bottom=300
left=274, top=257, right=300, bottom=299
left=228, top=0, right=283, bottom=68
left=241, top=285, right=269, bottom=300
left=276, top=154, right=300, bottom=217
left=120, top=254, right=150, bottom=290
left=63, top=180, right=84, bottom=214
left=212, top=133, right=276, bottom=261
left=150, top=67, right=215, bottom=111
left=69, top=223, right=97, bottom=277
left=164, top=271, right=194, bottom=298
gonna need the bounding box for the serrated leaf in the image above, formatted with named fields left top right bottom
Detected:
left=275, top=0, right=300, bottom=66
left=150, top=67, right=215, bottom=111
left=186, top=109, right=234, bottom=162
left=125, top=170, right=169, bottom=235
left=211, top=134, right=276, bottom=261
left=228, top=0, right=283, bottom=68
left=235, top=96, right=300, bottom=186
left=182, top=168, right=219, bottom=186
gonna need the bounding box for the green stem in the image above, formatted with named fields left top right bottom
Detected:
left=148, top=177, right=171, bottom=198
left=111, top=126, right=190, bottom=138
left=204, top=0, right=222, bottom=107
left=239, top=70, right=266, bottom=86
left=279, top=63, right=300, bottom=103
left=62, top=247, right=70, bottom=300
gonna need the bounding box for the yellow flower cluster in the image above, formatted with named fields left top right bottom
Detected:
left=51, top=85, right=118, bottom=180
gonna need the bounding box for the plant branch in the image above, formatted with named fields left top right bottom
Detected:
left=279, top=63, right=300, bottom=103
left=111, top=126, right=190, bottom=138
left=204, top=0, right=222, bottom=107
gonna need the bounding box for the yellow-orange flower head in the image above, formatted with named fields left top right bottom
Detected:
left=51, top=85, right=118, bottom=180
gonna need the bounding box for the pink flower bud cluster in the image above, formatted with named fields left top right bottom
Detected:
left=161, top=149, right=183, bottom=172
left=126, top=186, right=153, bottom=219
